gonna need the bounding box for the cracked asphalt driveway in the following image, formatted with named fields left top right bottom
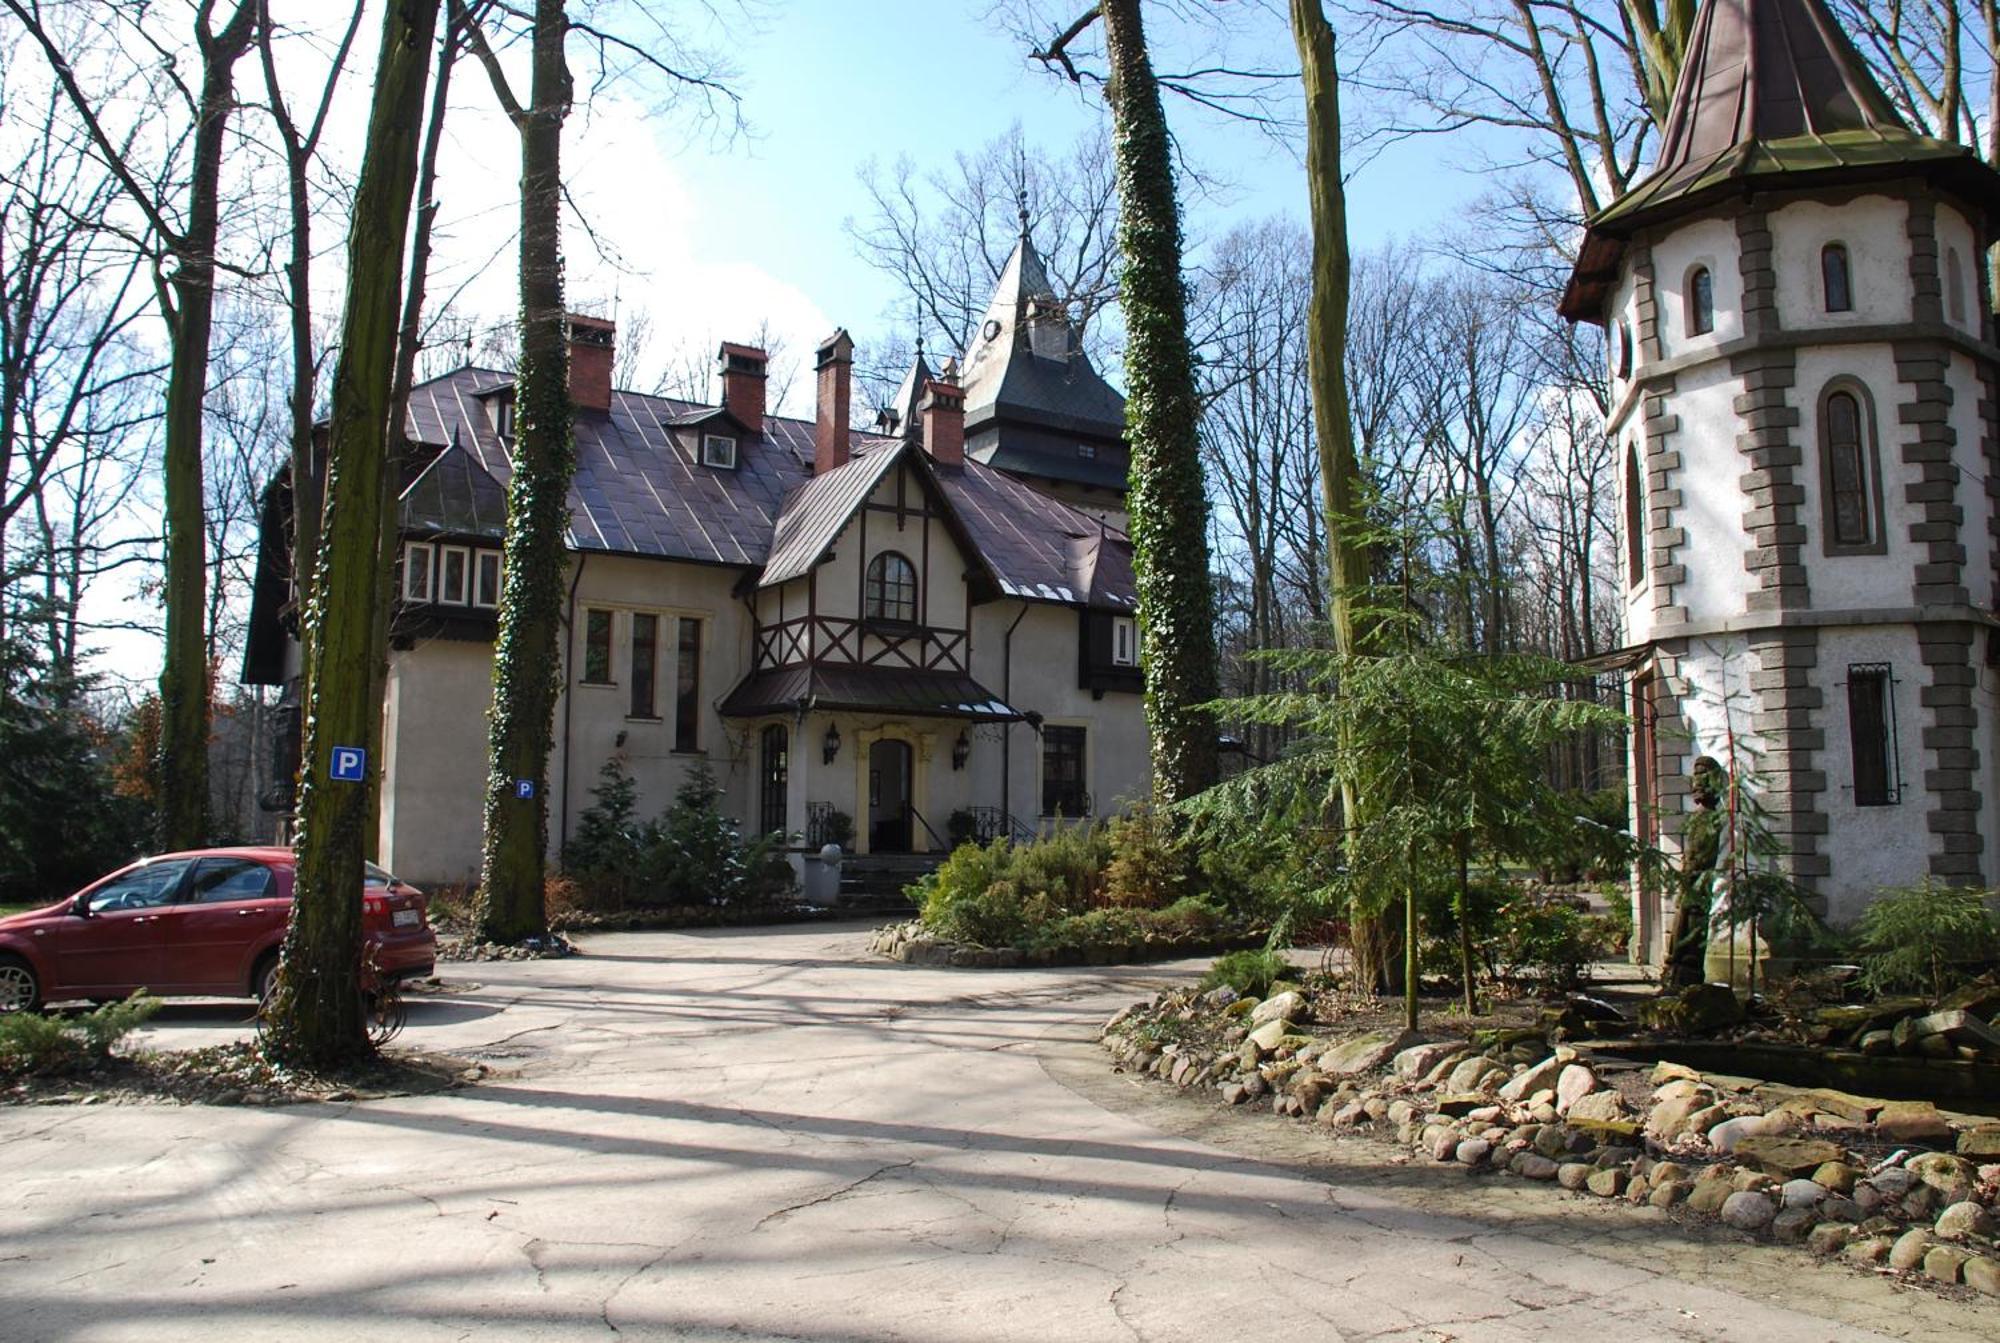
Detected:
left=0, top=922, right=1985, bottom=1342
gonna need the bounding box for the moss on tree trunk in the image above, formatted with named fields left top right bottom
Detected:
left=1099, top=0, right=1220, bottom=806
left=266, top=0, right=442, bottom=1069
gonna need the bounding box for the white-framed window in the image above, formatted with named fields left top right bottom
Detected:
left=474, top=550, right=503, bottom=608
left=401, top=543, right=435, bottom=603
left=702, top=433, right=738, bottom=469
left=1077, top=442, right=1098, bottom=460
left=491, top=396, right=515, bottom=438
left=1112, top=616, right=1139, bottom=667
left=439, top=545, right=470, bottom=605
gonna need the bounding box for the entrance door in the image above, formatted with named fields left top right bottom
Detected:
left=868, top=739, right=912, bottom=853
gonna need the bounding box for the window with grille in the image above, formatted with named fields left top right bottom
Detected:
left=865, top=552, right=917, bottom=624
left=439, top=546, right=470, bottom=604
left=474, top=551, right=503, bottom=608
left=402, top=544, right=435, bottom=603
left=1041, top=726, right=1088, bottom=817
left=1846, top=664, right=1900, bottom=806
left=1819, top=383, right=1882, bottom=555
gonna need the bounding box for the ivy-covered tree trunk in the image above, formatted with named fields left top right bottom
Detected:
left=1291, top=0, right=1401, bottom=994
left=1099, top=0, right=1220, bottom=805
left=266, top=0, right=442, bottom=1069
left=157, top=5, right=259, bottom=849
left=474, top=0, right=573, bottom=942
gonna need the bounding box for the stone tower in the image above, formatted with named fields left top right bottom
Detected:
left=1560, top=0, right=2000, bottom=960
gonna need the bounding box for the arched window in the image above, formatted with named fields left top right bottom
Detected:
left=1615, top=320, right=1634, bottom=378
left=1624, top=443, right=1646, bottom=586
left=1687, top=266, right=1714, bottom=336
left=1820, top=383, right=1883, bottom=554
left=1947, top=248, right=1967, bottom=324
left=1822, top=243, right=1853, bottom=313
left=865, top=551, right=918, bottom=624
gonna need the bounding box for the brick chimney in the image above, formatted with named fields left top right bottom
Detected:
left=717, top=341, right=767, bottom=434
left=567, top=313, right=615, bottom=414
left=814, top=328, right=854, bottom=474
left=920, top=378, right=965, bottom=468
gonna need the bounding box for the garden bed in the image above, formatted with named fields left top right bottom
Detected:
left=4, top=1041, right=479, bottom=1107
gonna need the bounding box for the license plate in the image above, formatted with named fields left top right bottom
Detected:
left=392, top=908, right=420, bottom=928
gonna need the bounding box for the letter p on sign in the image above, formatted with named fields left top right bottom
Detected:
left=330, top=747, right=367, bottom=783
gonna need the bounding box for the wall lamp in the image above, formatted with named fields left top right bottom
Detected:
left=822, top=722, right=841, bottom=765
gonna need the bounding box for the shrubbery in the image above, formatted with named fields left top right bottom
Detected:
left=561, top=759, right=795, bottom=914
left=913, top=808, right=1258, bottom=954
left=0, top=992, right=159, bottom=1076
left=1855, top=881, right=2000, bottom=999
left=1199, top=948, right=1291, bottom=998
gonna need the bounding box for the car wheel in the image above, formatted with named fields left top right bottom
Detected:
left=0, top=956, right=42, bottom=1014
left=254, top=954, right=281, bottom=1006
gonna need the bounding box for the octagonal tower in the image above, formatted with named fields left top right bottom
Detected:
left=1562, top=0, right=2000, bottom=960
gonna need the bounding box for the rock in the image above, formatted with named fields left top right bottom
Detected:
left=1733, top=1136, right=1847, bottom=1179
left=1965, top=1256, right=2000, bottom=1296
left=1511, top=1153, right=1559, bottom=1180
left=1429, top=1127, right=1462, bottom=1161
left=1362, top=1097, right=1390, bottom=1121
left=1875, top=1102, right=1954, bottom=1146
left=1553, top=1064, right=1598, bottom=1114
left=1557, top=1162, right=1593, bottom=1191
left=1624, top=1174, right=1652, bottom=1204
left=1464, top=1105, right=1502, bottom=1124
left=1780, top=1178, right=1827, bottom=1210
left=1857, top=1030, right=1894, bottom=1056
left=1819, top=1195, right=1862, bottom=1223
left=1249, top=991, right=1306, bottom=1028
left=1688, top=1180, right=1735, bottom=1215
left=1455, top=1138, right=1491, bottom=1167
left=1564, top=1090, right=1628, bottom=1124
left=1646, top=1093, right=1716, bottom=1140
left=1527, top=1102, right=1559, bottom=1124
left=1584, top=1167, right=1626, bottom=1197
left=1868, top=1166, right=1916, bottom=1197
left=1446, top=1056, right=1505, bottom=1093
left=1386, top=1099, right=1417, bottom=1127
left=1434, top=1092, right=1490, bottom=1118
left=1935, top=1201, right=1995, bottom=1240
left=1720, top=1191, right=1777, bottom=1231
left=1889, top=1228, right=1933, bottom=1272
left=1319, top=1029, right=1420, bottom=1078
left=1706, top=1114, right=1776, bottom=1154
left=1242, top=1072, right=1269, bottom=1098
left=1641, top=982, right=1744, bottom=1034
left=1811, top=1160, right=1859, bottom=1194
left=1326, top=1101, right=1367, bottom=1127
left=1650, top=1181, right=1690, bottom=1209
left=1771, top=1207, right=1817, bottom=1242
left=1532, top=1124, right=1571, bottom=1159
left=1909, top=1008, right=2000, bottom=1056
left=1392, top=1041, right=1461, bottom=1080
left=1956, top=1127, right=2000, bottom=1160
left=1923, top=1246, right=1971, bottom=1285
left=1221, top=1082, right=1248, bottom=1106
left=1198, top=985, right=1240, bottom=1008
left=1650, top=1060, right=1701, bottom=1086
left=1496, top=1055, right=1564, bottom=1103
left=1847, top=1237, right=1894, bottom=1266
left=1807, top=1223, right=1854, bottom=1256
left=1247, top=1019, right=1291, bottom=1051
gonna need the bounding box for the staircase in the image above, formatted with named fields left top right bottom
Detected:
left=834, top=853, right=942, bottom=916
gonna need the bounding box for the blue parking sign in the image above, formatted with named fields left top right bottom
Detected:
left=330, top=747, right=367, bottom=782
left=515, top=778, right=536, bottom=800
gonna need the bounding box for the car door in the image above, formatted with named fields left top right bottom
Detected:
left=152, top=857, right=286, bottom=994
left=48, top=859, right=196, bottom=998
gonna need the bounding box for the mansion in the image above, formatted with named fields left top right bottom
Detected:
left=245, top=231, right=1149, bottom=887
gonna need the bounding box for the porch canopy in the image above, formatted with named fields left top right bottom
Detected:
left=720, top=663, right=1024, bottom=723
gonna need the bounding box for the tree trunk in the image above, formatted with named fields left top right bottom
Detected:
left=157, top=7, right=259, bottom=849
left=1456, top=840, right=1477, bottom=1016
left=1293, top=0, right=1398, bottom=992
left=476, top=0, right=573, bottom=942
left=266, top=0, right=442, bottom=1069
left=368, top=18, right=460, bottom=855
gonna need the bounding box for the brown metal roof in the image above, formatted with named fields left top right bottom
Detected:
left=1561, top=0, right=2000, bottom=321
left=718, top=663, right=1023, bottom=722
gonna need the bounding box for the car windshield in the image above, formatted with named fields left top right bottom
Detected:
left=364, top=862, right=394, bottom=887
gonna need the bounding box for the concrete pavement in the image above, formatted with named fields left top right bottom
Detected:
left=0, top=922, right=1985, bottom=1341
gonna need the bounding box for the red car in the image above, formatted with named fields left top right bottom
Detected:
left=0, top=847, right=436, bottom=1013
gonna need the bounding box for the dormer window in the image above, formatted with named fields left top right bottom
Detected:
left=474, top=551, right=503, bottom=608
left=439, top=545, right=470, bottom=605
left=1078, top=442, right=1097, bottom=460
left=1822, top=243, right=1853, bottom=313
left=702, top=433, right=738, bottom=469
left=1112, top=616, right=1139, bottom=667
left=491, top=395, right=515, bottom=439
left=402, top=544, right=435, bottom=603
left=1686, top=266, right=1714, bottom=336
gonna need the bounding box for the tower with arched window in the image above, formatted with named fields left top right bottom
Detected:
left=1561, top=0, right=2000, bottom=960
